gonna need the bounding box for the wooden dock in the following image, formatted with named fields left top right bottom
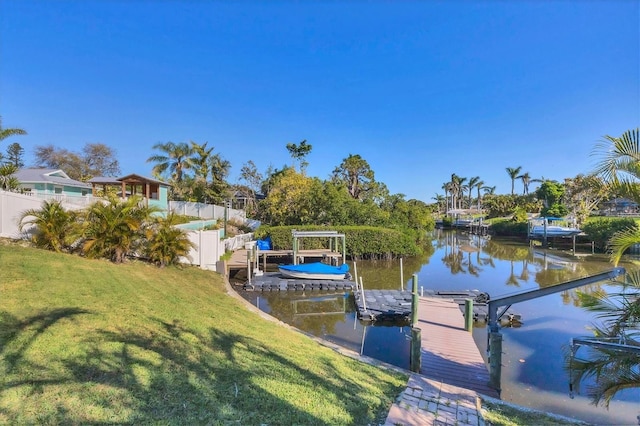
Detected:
left=417, top=297, right=498, bottom=398
left=226, top=249, right=250, bottom=276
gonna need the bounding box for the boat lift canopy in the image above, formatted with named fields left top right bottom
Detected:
left=291, top=230, right=346, bottom=265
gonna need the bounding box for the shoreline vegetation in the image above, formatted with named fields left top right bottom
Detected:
left=1, top=238, right=590, bottom=425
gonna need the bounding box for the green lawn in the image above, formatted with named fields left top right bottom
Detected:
left=0, top=241, right=406, bottom=425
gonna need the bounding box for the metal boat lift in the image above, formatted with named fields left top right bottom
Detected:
left=291, top=230, right=346, bottom=265
left=486, top=267, right=627, bottom=391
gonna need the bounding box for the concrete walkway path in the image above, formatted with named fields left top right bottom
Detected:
left=383, top=373, right=486, bottom=426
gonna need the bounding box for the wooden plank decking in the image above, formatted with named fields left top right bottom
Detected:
left=417, top=297, right=499, bottom=398
left=226, top=249, right=250, bottom=276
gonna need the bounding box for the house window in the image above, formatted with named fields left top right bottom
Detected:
left=82, top=190, right=88, bottom=196
left=54, top=187, right=63, bottom=194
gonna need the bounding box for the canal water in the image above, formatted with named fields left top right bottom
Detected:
left=237, top=230, right=639, bottom=424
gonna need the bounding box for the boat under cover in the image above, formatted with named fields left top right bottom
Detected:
left=278, top=262, right=350, bottom=280
left=529, top=225, right=582, bottom=236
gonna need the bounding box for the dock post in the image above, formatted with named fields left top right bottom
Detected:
left=246, top=250, right=251, bottom=284
left=353, top=261, right=358, bottom=288
left=411, top=274, right=418, bottom=327
left=488, top=331, right=503, bottom=391
left=400, top=257, right=404, bottom=290
left=359, top=277, right=367, bottom=311
left=464, top=299, right=473, bottom=332
left=410, top=327, right=421, bottom=373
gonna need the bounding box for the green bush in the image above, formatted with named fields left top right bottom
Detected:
left=582, top=218, right=639, bottom=251
left=254, top=225, right=421, bottom=260
left=541, top=203, right=569, bottom=218
left=512, top=206, right=528, bottom=223
left=490, top=220, right=529, bottom=236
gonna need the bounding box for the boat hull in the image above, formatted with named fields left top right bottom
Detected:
left=278, top=269, right=348, bottom=280
left=530, top=225, right=581, bottom=237
left=278, top=262, right=349, bottom=280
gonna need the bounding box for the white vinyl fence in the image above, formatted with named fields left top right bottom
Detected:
left=0, top=190, right=90, bottom=239
left=168, top=201, right=247, bottom=222
left=1, top=190, right=256, bottom=270
left=224, top=233, right=254, bottom=251
left=181, top=229, right=225, bottom=270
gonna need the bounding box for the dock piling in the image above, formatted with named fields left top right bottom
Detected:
left=359, top=277, right=367, bottom=312
left=411, top=274, right=418, bottom=327
left=246, top=250, right=251, bottom=284
left=353, top=261, right=358, bottom=289
left=464, top=299, right=473, bottom=331
left=488, top=331, right=503, bottom=391
left=410, top=327, right=421, bottom=373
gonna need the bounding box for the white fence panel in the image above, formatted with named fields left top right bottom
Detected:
left=168, top=200, right=247, bottom=222
left=181, top=229, right=225, bottom=270
left=223, top=233, right=254, bottom=252
left=0, top=190, right=90, bottom=239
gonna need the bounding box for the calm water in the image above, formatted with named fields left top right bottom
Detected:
left=237, top=230, right=639, bottom=424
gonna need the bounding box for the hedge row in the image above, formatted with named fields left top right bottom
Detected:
left=254, top=225, right=421, bottom=260
left=581, top=217, right=639, bottom=251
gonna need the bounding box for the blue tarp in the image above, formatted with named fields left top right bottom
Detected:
left=279, top=262, right=349, bottom=274
left=256, top=236, right=272, bottom=250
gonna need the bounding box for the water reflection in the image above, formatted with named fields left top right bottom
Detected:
left=237, top=230, right=638, bottom=424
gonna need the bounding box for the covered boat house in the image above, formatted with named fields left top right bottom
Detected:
left=88, top=174, right=170, bottom=211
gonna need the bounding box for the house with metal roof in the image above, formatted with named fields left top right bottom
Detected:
left=14, top=168, right=92, bottom=197
left=14, top=169, right=171, bottom=212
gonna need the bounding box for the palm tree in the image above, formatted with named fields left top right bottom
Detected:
left=209, top=153, right=231, bottom=203
left=506, top=166, right=522, bottom=195
left=81, top=196, right=160, bottom=263
left=568, top=270, right=640, bottom=408
left=442, top=182, right=451, bottom=213
left=19, top=200, right=78, bottom=252
left=432, top=193, right=446, bottom=214
left=147, top=141, right=193, bottom=182
left=448, top=174, right=466, bottom=210
left=143, top=213, right=195, bottom=267
left=592, top=129, right=640, bottom=264
left=518, top=172, right=531, bottom=195
left=467, top=176, right=480, bottom=209
left=0, top=164, right=20, bottom=191
left=483, top=185, right=496, bottom=195
left=189, top=141, right=214, bottom=180
left=475, top=180, right=485, bottom=210
left=0, top=116, right=27, bottom=144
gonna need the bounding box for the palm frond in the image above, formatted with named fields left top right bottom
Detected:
left=609, top=226, right=640, bottom=266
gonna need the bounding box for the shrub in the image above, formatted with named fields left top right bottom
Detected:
left=490, top=219, right=528, bottom=237
left=582, top=218, right=639, bottom=252
left=254, top=225, right=421, bottom=259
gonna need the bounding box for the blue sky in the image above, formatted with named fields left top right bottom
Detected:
left=1, top=1, right=638, bottom=202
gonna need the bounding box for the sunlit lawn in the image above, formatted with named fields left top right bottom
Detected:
left=0, top=242, right=406, bottom=424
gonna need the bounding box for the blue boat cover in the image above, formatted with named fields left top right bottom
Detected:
left=278, top=262, right=349, bottom=274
